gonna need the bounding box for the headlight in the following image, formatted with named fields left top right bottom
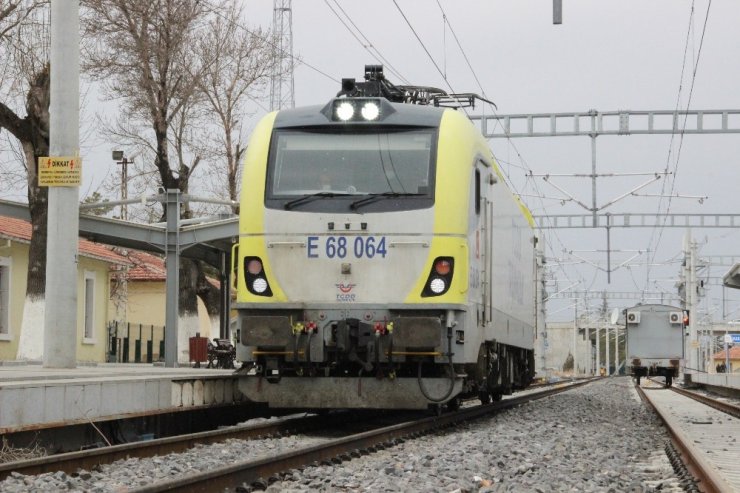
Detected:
left=323, top=98, right=394, bottom=122
left=244, top=256, right=272, bottom=296
left=252, top=278, right=268, bottom=293
left=361, top=102, right=380, bottom=120
left=335, top=102, right=354, bottom=121
left=429, top=278, right=446, bottom=294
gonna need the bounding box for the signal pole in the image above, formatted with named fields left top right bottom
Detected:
left=684, top=230, right=699, bottom=374
left=44, top=0, right=79, bottom=368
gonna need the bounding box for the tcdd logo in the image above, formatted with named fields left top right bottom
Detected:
left=336, top=283, right=356, bottom=302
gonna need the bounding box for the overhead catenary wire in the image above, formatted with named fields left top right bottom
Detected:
left=644, top=0, right=712, bottom=293
left=428, top=0, right=588, bottom=289
left=206, top=4, right=339, bottom=85
left=323, top=0, right=410, bottom=85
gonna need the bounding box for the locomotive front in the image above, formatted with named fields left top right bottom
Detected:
left=234, top=88, right=481, bottom=409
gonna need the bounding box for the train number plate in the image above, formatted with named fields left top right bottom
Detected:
left=307, top=236, right=388, bottom=259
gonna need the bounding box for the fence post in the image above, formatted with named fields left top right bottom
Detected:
left=123, top=322, right=130, bottom=363
left=159, top=327, right=165, bottom=362
left=109, top=321, right=118, bottom=362
left=134, top=323, right=142, bottom=363
left=146, top=324, right=154, bottom=364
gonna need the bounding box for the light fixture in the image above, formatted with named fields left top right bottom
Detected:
left=253, top=278, right=268, bottom=293
left=429, top=278, right=446, bottom=294
left=335, top=102, right=354, bottom=121
left=361, top=102, right=380, bottom=120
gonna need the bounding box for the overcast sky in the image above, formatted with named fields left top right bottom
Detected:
left=13, top=0, right=737, bottom=324
left=237, top=0, right=740, bottom=323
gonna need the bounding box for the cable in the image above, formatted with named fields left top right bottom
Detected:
left=390, top=0, right=465, bottom=114
left=645, top=0, right=712, bottom=291
left=428, top=1, right=587, bottom=289
left=324, top=0, right=410, bottom=85
left=205, top=4, right=339, bottom=85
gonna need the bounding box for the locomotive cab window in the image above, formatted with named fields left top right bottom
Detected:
left=265, top=128, right=436, bottom=212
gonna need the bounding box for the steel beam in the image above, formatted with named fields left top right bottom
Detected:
left=534, top=213, right=740, bottom=229
left=473, top=109, right=740, bottom=138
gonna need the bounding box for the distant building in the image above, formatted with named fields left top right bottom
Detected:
left=0, top=215, right=129, bottom=362
left=712, top=346, right=740, bottom=373
left=108, top=249, right=216, bottom=363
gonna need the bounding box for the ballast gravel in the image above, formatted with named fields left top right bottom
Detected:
left=0, top=377, right=686, bottom=492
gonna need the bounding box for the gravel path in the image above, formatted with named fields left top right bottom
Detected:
left=0, top=377, right=686, bottom=492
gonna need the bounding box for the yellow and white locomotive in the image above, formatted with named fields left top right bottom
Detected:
left=234, top=66, right=537, bottom=410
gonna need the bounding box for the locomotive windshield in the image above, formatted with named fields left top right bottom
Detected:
left=265, top=128, right=436, bottom=212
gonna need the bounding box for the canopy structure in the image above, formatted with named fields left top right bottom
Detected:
left=724, top=263, right=740, bottom=290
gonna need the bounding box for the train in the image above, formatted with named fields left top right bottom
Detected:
left=233, top=66, right=537, bottom=410
left=625, top=304, right=686, bottom=387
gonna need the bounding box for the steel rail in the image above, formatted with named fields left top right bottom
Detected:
left=635, top=383, right=731, bottom=493
left=0, top=412, right=356, bottom=481
left=669, top=386, right=740, bottom=420
left=129, top=379, right=597, bottom=493
left=645, top=377, right=740, bottom=419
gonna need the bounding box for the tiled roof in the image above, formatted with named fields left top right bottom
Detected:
left=123, top=250, right=167, bottom=281
left=119, top=250, right=219, bottom=288
left=0, top=215, right=130, bottom=265
left=712, top=345, right=740, bottom=360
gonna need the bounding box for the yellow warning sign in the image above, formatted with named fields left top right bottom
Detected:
left=38, top=156, right=81, bottom=187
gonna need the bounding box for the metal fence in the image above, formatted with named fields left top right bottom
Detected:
left=107, top=321, right=165, bottom=363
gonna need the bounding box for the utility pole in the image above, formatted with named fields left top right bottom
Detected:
left=270, top=0, right=295, bottom=111
left=595, top=325, right=601, bottom=375
left=605, top=320, right=610, bottom=376
left=684, top=230, right=699, bottom=374
left=112, top=151, right=132, bottom=220
left=572, top=303, right=578, bottom=376
left=44, top=0, right=79, bottom=368
left=534, top=238, right=547, bottom=377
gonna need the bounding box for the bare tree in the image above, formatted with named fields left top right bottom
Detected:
left=82, top=0, right=210, bottom=193
left=81, top=0, right=234, bottom=354
left=196, top=2, right=273, bottom=215
left=0, top=0, right=50, bottom=359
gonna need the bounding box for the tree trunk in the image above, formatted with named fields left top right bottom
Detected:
left=196, top=260, right=221, bottom=338
left=15, top=64, right=50, bottom=360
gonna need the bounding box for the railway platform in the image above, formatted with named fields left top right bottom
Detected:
left=0, top=362, right=242, bottom=434
left=684, top=372, right=740, bottom=398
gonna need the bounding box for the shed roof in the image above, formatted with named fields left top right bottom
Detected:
left=712, top=346, right=740, bottom=360
left=0, top=215, right=130, bottom=266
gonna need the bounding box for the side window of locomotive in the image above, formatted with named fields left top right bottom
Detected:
left=475, top=168, right=481, bottom=215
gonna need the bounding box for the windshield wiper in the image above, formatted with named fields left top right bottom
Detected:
left=350, top=192, right=424, bottom=210
left=284, top=192, right=351, bottom=210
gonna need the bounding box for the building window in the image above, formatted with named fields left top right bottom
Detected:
left=0, top=258, right=10, bottom=340
left=83, top=271, right=95, bottom=342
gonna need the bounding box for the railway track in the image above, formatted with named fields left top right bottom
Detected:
left=128, top=379, right=596, bottom=493
left=1, top=379, right=595, bottom=492
left=637, top=378, right=740, bottom=492
left=0, top=411, right=384, bottom=481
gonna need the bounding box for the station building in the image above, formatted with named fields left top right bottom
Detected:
left=712, top=346, right=740, bottom=373
left=1, top=215, right=216, bottom=364
left=0, top=215, right=128, bottom=362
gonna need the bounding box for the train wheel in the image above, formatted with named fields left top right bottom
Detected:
left=665, top=375, right=672, bottom=388
left=492, top=393, right=503, bottom=402
left=478, top=391, right=491, bottom=404
left=636, top=376, right=641, bottom=385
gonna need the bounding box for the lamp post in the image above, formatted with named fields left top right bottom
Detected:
left=112, top=150, right=131, bottom=220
